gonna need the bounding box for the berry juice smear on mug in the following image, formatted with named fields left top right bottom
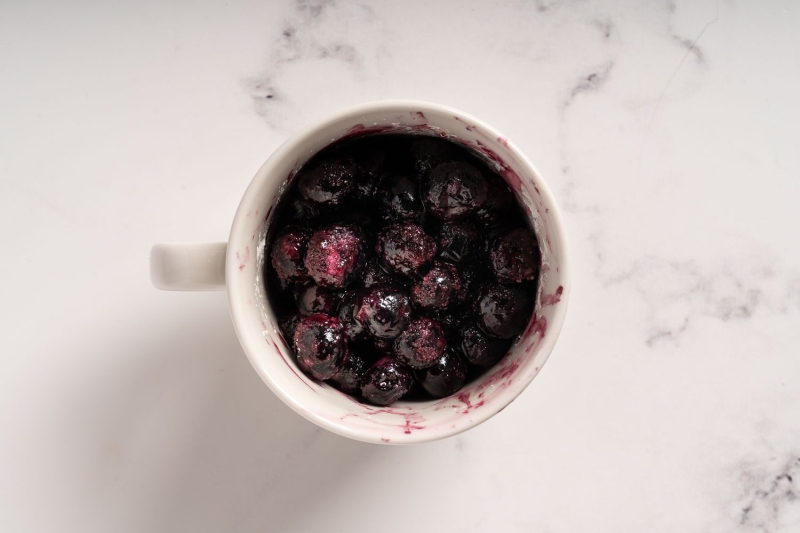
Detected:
left=266, top=134, right=541, bottom=406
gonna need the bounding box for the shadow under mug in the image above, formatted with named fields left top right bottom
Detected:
left=151, top=100, right=570, bottom=444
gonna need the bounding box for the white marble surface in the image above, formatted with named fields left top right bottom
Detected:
left=1, top=0, right=799, bottom=531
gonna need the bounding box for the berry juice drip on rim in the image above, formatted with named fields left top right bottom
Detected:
left=266, top=134, right=540, bottom=406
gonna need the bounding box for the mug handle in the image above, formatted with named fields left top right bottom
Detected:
left=150, top=243, right=227, bottom=291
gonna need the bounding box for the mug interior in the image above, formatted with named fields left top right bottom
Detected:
left=227, top=101, right=569, bottom=444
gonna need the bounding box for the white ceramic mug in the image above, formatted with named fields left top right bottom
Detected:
left=150, top=100, right=570, bottom=444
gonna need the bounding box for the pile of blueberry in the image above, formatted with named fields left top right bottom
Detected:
left=267, top=134, right=540, bottom=406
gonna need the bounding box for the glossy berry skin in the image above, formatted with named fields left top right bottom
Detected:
left=411, top=262, right=461, bottom=310
left=376, top=175, right=423, bottom=223
left=337, top=290, right=367, bottom=342
left=360, top=357, right=413, bottom=406
left=460, top=325, right=512, bottom=368
left=360, top=259, right=394, bottom=289
left=415, top=348, right=468, bottom=398
left=489, top=228, right=541, bottom=283
left=476, top=283, right=533, bottom=339
left=394, top=318, right=447, bottom=370
left=328, top=352, right=370, bottom=394
left=297, top=156, right=358, bottom=207
left=296, top=283, right=339, bottom=316
left=304, top=224, right=365, bottom=288
left=475, top=179, right=515, bottom=230
left=293, top=314, right=349, bottom=380
left=354, top=285, right=412, bottom=339
left=438, top=222, right=481, bottom=264
left=423, top=162, right=488, bottom=220
left=376, top=222, right=437, bottom=276
left=270, top=226, right=312, bottom=287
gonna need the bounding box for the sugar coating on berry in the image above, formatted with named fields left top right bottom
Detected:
left=376, top=222, right=437, bottom=276
left=354, top=285, right=412, bottom=339
left=296, top=283, right=339, bottom=316
left=415, top=348, right=468, bottom=398
left=304, top=224, right=365, bottom=288
left=293, top=314, right=349, bottom=380
left=328, top=352, right=369, bottom=393
left=423, top=162, right=488, bottom=220
left=297, top=157, right=358, bottom=206
left=460, top=325, right=511, bottom=368
left=490, top=228, right=541, bottom=283
left=411, top=262, right=462, bottom=310
left=361, top=356, right=413, bottom=406
left=270, top=226, right=312, bottom=286
left=476, top=283, right=533, bottom=339
left=376, top=175, right=423, bottom=223
left=394, top=318, right=447, bottom=370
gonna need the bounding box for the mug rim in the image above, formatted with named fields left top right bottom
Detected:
left=226, top=100, right=571, bottom=444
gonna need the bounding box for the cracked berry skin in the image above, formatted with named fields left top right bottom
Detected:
left=394, top=318, right=447, bottom=370
left=376, top=175, right=423, bottom=223
left=423, top=162, right=488, bottom=220
left=293, top=314, right=349, bottom=380
left=415, top=348, right=468, bottom=398
left=438, top=222, right=481, bottom=263
left=328, top=352, right=370, bottom=394
left=360, top=259, right=394, bottom=289
left=376, top=222, right=437, bottom=276
left=360, top=356, right=413, bottom=406
left=460, top=325, right=512, bottom=368
left=490, top=228, right=541, bottom=283
left=304, top=224, right=365, bottom=288
left=476, top=283, right=534, bottom=339
left=296, top=283, right=339, bottom=316
left=411, top=261, right=462, bottom=310
left=270, top=226, right=312, bottom=287
left=337, top=290, right=367, bottom=342
left=410, top=137, right=456, bottom=176
left=297, top=156, right=358, bottom=207
left=354, top=285, right=412, bottom=339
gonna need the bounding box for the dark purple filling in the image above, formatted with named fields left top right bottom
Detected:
left=267, top=133, right=541, bottom=406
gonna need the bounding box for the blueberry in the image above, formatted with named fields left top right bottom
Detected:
left=460, top=325, right=512, bottom=368
left=476, top=283, right=533, bottom=339
left=376, top=222, right=437, bottom=276
left=373, top=337, right=395, bottom=356
left=411, top=261, right=461, bottom=310
left=489, top=228, right=541, bottom=283
left=456, top=261, right=490, bottom=305
left=296, top=283, right=339, bottom=316
left=376, top=175, right=423, bottom=223
left=328, top=352, right=370, bottom=394
left=270, top=225, right=312, bottom=287
left=361, top=356, right=413, bottom=406
left=410, top=137, right=457, bottom=176
left=283, top=194, right=321, bottom=223
left=438, top=222, right=481, bottom=263
left=354, top=285, right=412, bottom=339
left=360, top=258, right=394, bottom=289
left=304, top=224, right=365, bottom=288
left=415, top=348, right=468, bottom=398
left=293, top=314, right=349, bottom=380
left=337, top=290, right=367, bottom=342
left=394, top=318, right=447, bottom=370
left=297, top=156, right=358, bottom=206
left=423, top=162, right=488, bottom=220
left=475, top=178, right=515, bottom=230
